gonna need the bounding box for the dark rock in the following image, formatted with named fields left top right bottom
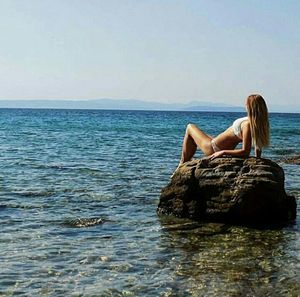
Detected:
left=278, top=155, right=300, bottom=165
left=158, top=157, right=297, bottom=224
left=63, top=217, right=104, bottom=228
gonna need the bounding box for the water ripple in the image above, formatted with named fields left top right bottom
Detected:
left=0, top=109, right=299, bottom=296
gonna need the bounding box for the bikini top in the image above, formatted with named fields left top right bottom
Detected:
left=232, top=116, right=248, bottom=138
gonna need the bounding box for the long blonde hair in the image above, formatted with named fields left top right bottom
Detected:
left=246, top=94, right=270, bottom=149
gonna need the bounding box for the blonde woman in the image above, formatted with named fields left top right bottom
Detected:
left=173, top=94, right=270, bottom=174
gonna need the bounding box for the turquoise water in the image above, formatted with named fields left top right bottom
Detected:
left=0, top=109, right=299, bottom=296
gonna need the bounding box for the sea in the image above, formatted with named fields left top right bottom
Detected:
left=0, top=109, right=299, bottom=297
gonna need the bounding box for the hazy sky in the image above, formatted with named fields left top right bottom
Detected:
left=1, top=0, right=299, bottom=106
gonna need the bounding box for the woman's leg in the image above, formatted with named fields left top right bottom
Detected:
left=180, top=123, right=214, bottom=163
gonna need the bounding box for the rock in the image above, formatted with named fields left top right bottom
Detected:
left=63, top=217, right=104, bottom=228
left=278, top=155, right=300, bottom=165
left=157, top=157, right=297, bottom=224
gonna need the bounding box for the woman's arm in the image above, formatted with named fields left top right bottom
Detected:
left=210, top=122, right=252, bottom=159
left=255, top=147, right=262, bottom=158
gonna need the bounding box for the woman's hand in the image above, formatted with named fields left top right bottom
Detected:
left=209, top=150, right=225, bottom=160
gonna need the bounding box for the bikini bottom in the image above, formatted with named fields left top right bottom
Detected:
left=211, top=139, right=221, bottom=152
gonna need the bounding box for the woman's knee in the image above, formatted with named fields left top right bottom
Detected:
left=186, top=123, right=197, bottom=134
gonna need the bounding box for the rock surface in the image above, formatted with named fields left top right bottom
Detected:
left=158, top=157, right=297, bottom=224
left=278, top=155, right=300, bottom=165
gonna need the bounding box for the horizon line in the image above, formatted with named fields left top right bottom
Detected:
left=0, top=106, right=298, bottom=114
left=0, top=98, right=299, bottom=113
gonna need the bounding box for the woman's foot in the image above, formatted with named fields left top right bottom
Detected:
left=170, top=162, right=183, bottom=179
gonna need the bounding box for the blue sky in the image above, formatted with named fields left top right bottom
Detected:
left=0, top=0, right=299, bottom=107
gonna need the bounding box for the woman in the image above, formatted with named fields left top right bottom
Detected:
left=173, top=94, right=270, bottom=174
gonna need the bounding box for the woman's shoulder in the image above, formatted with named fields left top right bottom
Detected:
left=241, top=120, right=250, bottom=127
left=241, top=120, right=251, bottom=135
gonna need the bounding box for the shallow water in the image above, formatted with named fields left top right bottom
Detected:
left=0, top=109, right=299, bottom=296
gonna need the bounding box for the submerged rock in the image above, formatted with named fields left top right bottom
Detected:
left=158, top=157, right=296, bottom=224
left=63, top=217, right=104, bottom=228
left=278, top=155, right=300, bottom=165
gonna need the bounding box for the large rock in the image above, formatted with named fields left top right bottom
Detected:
left=158, top=157, right=297, bottom=224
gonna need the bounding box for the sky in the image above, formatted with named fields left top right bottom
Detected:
left=0, top=0, right=299, bottom=107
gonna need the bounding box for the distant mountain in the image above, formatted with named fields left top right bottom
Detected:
left=182, top=102, right=244, bottom=112
left=0, top=99, right=243, bottom=112
left=0, top=99, right=172, bottom=110
left=0, top=99, right=298, bottom=113
left=265, top=104, right=300, bottom=113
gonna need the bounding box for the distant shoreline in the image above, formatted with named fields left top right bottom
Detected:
left=0, top=99, right=299, bottom=113
left=0, top=107, right=299, bottom=114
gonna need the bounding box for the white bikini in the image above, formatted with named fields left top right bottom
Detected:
left=211, top=116, right=248, bottom=152
left=232, top=116, right=248, bottom=138
left=211, top=138, right=221, bottom=152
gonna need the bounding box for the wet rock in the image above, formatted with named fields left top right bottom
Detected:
left=278, top=155, right=300, bottom=165
left=63, top=217, right=104, bottom=227
left=157, top=157, right=297, bottom=224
